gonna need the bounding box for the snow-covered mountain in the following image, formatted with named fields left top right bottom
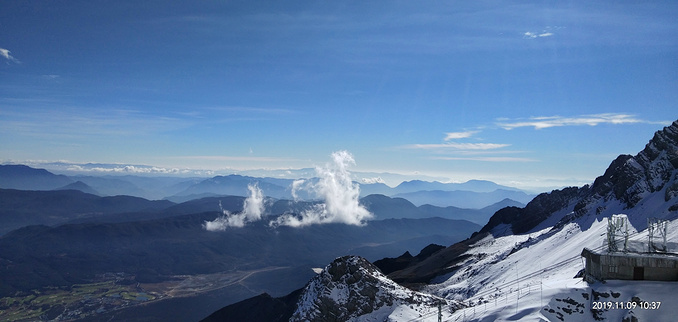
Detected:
left=421, top=213, right=678, bottom=321
left=204, top=120, right=678, bottom=321
left=383, top=120, right=678, bottom=321
left=478, top=119, right=678, bottom=238
left=290, top=256, right=462, bottom=321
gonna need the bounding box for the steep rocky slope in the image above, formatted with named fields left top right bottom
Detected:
left=290, top=256, right=461, bottom=321
left=482, top=119, right=678, bottom=237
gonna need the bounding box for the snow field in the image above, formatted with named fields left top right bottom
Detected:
left=415, top=214, right=678, bottom=321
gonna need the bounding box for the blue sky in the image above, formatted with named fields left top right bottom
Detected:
left=1, top=1, right=676, bottom=191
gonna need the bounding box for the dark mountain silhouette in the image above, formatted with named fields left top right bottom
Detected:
left=361, top=194, right=522, bottom=224
left=0, top=189, right=174, bottom=235
left=479, top=197, right=526, bottom=214
left=71, top=175, right=201, bottom=200
left=164, top=192, right=223, bottom=203
left=65, top=196, right=247, bottom=225
left=0, top=164, right=73, bottom=190
left=201, top=289, right=303, bottom=322
left=373, top=243, right=446, bottom=275
left=477, top=187, right=583, bottom=235
left=55, top=181, right=100, bottom=195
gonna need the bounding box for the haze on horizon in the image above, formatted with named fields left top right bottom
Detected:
left=1, top=1, right=676, bottom=191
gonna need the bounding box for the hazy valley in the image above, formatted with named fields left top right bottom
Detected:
left=0, top=161, right=511, bottom=320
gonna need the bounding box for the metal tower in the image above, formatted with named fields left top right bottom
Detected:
left=648, top=217, right=668, bottom=253
left=607, top=214, right=629, bottom=252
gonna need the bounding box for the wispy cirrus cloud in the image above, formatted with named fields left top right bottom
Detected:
left=523, top=26, right=560, bottom=39
left=523, top=31, right=554, bottom=39
left=496, top=113, right=664, bottom=130
left=432, top=156, right=537, bottom=162
left=444, top=130, right=478, bottom=141
left=402, top=142, right=509, bottom=150
left=0, top=106, right=192, bottom=140
left=206, top=106, right=296, bottom=114
left=404, top=129, right=508, bottom=151
left=0, top=47, right=20, bottom=64
left=399, top=130, right=534, bottom=163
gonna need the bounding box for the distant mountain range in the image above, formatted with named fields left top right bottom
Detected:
left=0, top=164, right=533, bottom=209
left=0, top=164, right=200, bottom=200
left=392, top=188, right=533, bottom=208
left=360, top=194, right=524, bottom=224
left=0, top=157, right=531, bottom=320
left=0, top=189, right=174, bottom=235
left=0, top=187, right=513, bottom=236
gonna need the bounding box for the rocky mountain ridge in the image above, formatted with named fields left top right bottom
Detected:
left=290, top=256, right=460, bottom=321
left=478, top=120, right=678, bottom=237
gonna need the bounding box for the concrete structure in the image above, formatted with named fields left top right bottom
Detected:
left=581, top=248, right=678, bottom=282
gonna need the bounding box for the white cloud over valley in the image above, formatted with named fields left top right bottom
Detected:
left=203, top=183, right=266, bottom=230
left=271, top=151, right=373, bottom=227
left=202, top=151, right=373, bottom=230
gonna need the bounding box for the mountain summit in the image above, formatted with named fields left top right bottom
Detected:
left=477, top=120, right=678, bottom=237
left=586, top=119, right=678, bottom=210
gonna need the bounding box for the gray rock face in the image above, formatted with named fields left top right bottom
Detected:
left=589, top=121, right=678, bottom=208
left=290, top=255, right=456, bottom=321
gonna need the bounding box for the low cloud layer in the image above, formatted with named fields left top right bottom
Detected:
left=204, top=183, right=266, bottom=230
left=361, top=177, right=385, bottom=184
left=271, top=150, right=373, bottom=227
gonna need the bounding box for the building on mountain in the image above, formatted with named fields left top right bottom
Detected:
left=581, top=248, right=678, bottom=282
left=581, top=215, right=678, bottom=282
